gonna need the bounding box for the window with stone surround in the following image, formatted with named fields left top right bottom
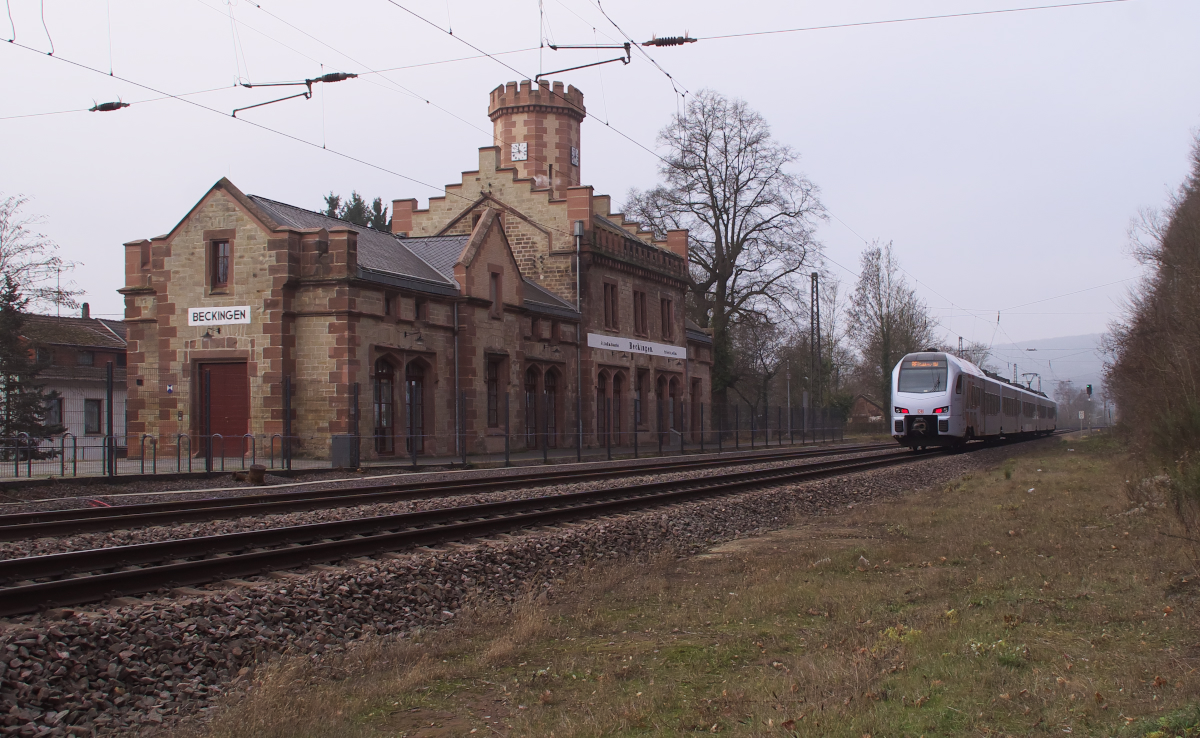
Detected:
left=489, top=272, right=502, bottom=319
left=603, top=281, right=619, bottom=330
left=633, top=290, right=647, bottom=335
left=211, top=240, right=231, bottom=289
left=660, top=297, right=674, bottom=340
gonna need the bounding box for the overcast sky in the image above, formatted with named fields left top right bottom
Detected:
left=3, top=0, right=1197, bottom=384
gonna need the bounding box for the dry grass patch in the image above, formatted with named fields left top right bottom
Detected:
left=180, top=435, right=1200, bottom=737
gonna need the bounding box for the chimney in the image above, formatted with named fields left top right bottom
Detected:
left=81, top=303, right=90, bottom=319
left=391, top=198, right=416, bottom=236
left=666, top=229, right=689, bottom=262
left=488, top=80, right=585, bottom=198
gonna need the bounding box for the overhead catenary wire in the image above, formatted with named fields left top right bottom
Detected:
left=376, top=0, right=675, bottom=170
left=194, top=0, right=587, bottom=190
left=2, top=38, right=589, bottom=247
left=696, top=0, right=1135, bottom=41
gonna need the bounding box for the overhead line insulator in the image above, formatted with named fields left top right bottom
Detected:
left=89, top=101, right=130, bottom=112
left=642, top=35, right=696, bottom=47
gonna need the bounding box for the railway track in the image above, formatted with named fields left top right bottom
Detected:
left=0, top=433, right=1064, bottom=617
left=0, top=442, right=893, bottom=540
left=0, top=445, right=942, bottom=616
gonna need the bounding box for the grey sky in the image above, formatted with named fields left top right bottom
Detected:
left=3, top=0, right=1197, bottom=386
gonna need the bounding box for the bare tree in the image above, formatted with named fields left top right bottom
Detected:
left=0, top=194, right=79, bottom=311
left=847, top=241, right=936, bottom=411
left=955, top=340, right=995, bottom=372
left=728, top=313, right=789, bottom=415
left=1106, top=131, right=1200, bottom=543
left=624, top=90, right=825, bottom=399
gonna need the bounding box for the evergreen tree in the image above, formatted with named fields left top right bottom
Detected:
left=322, top=191, right=390, bottom=230
left=368, top=197, right=389, bottom=231
left=0, top=275, right=63, bottom=458
left=322, top=192, right=342, bottom=218
left=340, top=192, right=370, bottom=227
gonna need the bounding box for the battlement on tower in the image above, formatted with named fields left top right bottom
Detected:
left=488, top=80, right=586, bottom=121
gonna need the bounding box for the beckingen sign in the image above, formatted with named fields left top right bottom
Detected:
left=587, top=333, right=686, bottom=359
left=188, top=306, right=252, bottom=327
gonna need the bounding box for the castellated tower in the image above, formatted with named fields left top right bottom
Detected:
left=489, top=80, right=585, bottom=199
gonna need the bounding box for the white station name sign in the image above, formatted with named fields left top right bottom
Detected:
left=587, top=333, right=686, bottom=359
left=188, top=306, right=252, bottom=327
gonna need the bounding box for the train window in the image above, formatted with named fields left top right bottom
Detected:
left=898, top=360, right=948, bottom=394
left=955, top=375, right=963, bottom=394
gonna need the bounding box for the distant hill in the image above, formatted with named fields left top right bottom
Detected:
left=984, top=333, right=1106, bottom=394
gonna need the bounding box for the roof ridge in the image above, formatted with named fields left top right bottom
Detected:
left=248, top=194, right=396, bottom=236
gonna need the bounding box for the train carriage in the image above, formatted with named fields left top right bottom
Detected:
left=891, top=350, right=1057, bottom=449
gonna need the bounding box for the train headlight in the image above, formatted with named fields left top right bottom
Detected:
left=894, top=407, right=909, bottom=414
left=934, top=406, right=949, bottom=414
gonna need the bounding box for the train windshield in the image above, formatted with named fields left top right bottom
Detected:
left=898, top=360, right=948, bottom=394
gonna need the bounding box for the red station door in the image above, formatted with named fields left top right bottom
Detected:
left=198, top=363, right=250, bottom=451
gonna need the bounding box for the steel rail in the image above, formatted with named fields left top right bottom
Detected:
left=0, top=447, right=934, bottom=616
left=0, top=443, right=892, bottom=540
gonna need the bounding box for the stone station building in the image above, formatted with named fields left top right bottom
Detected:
left=120, top=80, right=712, bottom=461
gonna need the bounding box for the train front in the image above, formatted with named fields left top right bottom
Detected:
left=891, top=353, right=960, bottom=448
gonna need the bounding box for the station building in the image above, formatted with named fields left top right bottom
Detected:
left=120, top=80, right=712, bottom=459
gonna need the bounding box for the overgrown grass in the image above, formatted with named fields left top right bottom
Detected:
left=182, top=435, right=1200, bottom=737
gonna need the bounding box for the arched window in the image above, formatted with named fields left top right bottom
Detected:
left=373, top=358, right=395, bottom=454
left=596, top=372, right=608, bottom=440
left=668, top=377, right=680, bottom=431
left=525, top=367, right=540, bottom=447
left=612, top=373, right=624, bottom=446
left=405, top=361, right=425, bottom=454
left=544, top=370, right=558, bottom=447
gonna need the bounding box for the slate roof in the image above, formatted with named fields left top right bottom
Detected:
left=246, top=195, right=458, bottom=294
left=400, top=234, right=470, bottom=282
left=685, top=318, right=713, bottom=345
left=21, top=314, right=127, bottom=349
left=523, top=279, right=579, bottom=319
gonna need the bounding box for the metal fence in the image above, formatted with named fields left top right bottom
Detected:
left=0, top=400, right=846, bottom=480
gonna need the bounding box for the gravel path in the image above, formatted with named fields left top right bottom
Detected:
left=0, top=449, right=900, bottom=561
left=0, top=439, right=1049, bottom=737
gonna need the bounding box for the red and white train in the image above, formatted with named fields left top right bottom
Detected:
left=891, top=350, right=1057, bottom=449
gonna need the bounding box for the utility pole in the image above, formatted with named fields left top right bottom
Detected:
left=810, top=272, right=821, bottom=410
left=958, top=336, right=963, bottom=354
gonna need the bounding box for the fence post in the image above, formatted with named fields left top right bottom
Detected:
left=409, top=380, right=418, bottom=471
left=151, top=437, right=157, bottom=474
left=735, top=406, right=740, bottom=451
left=283, top=375, right=293, bottom=471
left=460, top=390, right=467, bottom=466
left=106, top=362, right=115, bottom=477
left=352, top=381, right=360, bottom=469
left=778, top=406, right=782, bottom=446
left=718, top=406, right=723, bottom=453
left=700, top=403, right=705, bottom=453
left=16, top=433, right=31, bottom=478
left=204, top=369, right=213, bottom=472
left=542, top=390, right=549, bottom=465
left=141, top=435, right=149, bottom=474
left=657, top=399, right=664, bottom=457
left=750, top=408, right=755, bottom=449
left=213, top=434, right=225, bottom=472
left=504, top=391, right=511, bottom=467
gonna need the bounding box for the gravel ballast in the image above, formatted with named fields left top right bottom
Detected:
left=0, top=450, right=900, bottom=562
left=0, top=440, right=1048, bottom=736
